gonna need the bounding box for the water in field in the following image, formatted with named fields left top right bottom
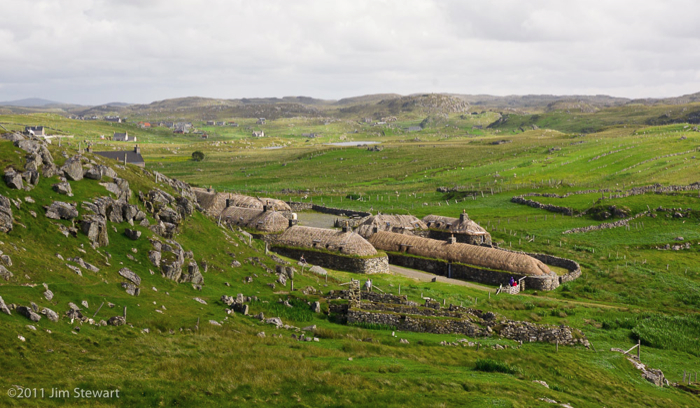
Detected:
left=296, top=212, right=349, bottom=228
left=324, top=141, right=380, bottom=147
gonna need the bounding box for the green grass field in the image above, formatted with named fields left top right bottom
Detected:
left=2, top=106, right=700, bottom=407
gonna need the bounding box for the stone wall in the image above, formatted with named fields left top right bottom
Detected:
left=387, top=252, right=559, bottom=291
left=347, top=309, right=486, bottom=336
left=496, top=249, right=582, bottom=286
left=270, top=246, right=388, bottom=274
left=510, top=196, right=575, bottom=216
left=286, top=202, right=371, bottom=218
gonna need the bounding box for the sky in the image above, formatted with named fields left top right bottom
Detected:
left=1, top=0, right=699, bottom=105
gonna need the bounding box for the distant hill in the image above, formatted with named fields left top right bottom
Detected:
left=0, top=98, right=63, bottom=107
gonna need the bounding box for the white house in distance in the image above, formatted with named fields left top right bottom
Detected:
left=113, top=132, right=136, bottom=142
left=252, top=131, right=265, bottom=138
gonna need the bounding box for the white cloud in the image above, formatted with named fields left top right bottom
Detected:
left=0, top=0, right=698, bottom=104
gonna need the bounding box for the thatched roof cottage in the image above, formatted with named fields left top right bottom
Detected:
left=356, top=214, right=428, bottom=238
left=220, top=206, right=289, bottom=233
left=193, top=189, right=291, bottom=216
left=423, top=210, right=491, bottom=246
left=368, top=231, right=559, bottom=290
left=270, top=226, right=389, bottom=274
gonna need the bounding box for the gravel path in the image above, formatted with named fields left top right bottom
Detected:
left=388, top=265, right=496, bottom=292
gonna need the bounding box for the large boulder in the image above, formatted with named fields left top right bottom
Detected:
left=52, top=181, right=73, bottom=196
left=118, top=267, right=141, bottom=286
left=22, top=170, right=39, bottom=187
left=61, top=156, right=84, bottom=181
left=80, top=215, right=109, bottom=247
left=0, top=194, right=13, bottom=233
left=17, top=305, right=41, bottom=322
left=124, top=228, right=141, bottom=240
left=180, top=261, right=204, bottom=284
left=45, top=201, right=79, bottom=220
left=0, top=296, right=11, bottom=315
left=41, top=307, right=59, bottom=322
left=4, top=170, right=24, bottom=190
left=148, top=250, right=161, bottom=267
left=121, top=282, right=140, bottom=296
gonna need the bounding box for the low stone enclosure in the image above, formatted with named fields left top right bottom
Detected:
left=269, top=245, right=389, bottom=274
left=327, top=281, right=590, bottom=347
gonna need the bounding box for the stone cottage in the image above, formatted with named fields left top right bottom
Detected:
left=423, top=210, right=492, bottom=246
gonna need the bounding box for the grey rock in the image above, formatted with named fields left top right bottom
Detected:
left=0, top=254, right=11, bottom=267
left=0, top=265, right=13, bottom=281
left=61, top=156, right=84, bottom=181
left=52, top=181, right=73, bottom=196
left=17, top=305, right=41, bottom=322
left=0, top=194, right=13, bottom=233
left=121, top=282, right=140, bottom=296
left=257, top=331, right=266, bottom=338
left=193, top=297, right=207, bottom=305
left=0, top=296, right=11, bottom=315
left=124, top=228, right=141, bottom=240
left=80, top=216, right=109, bottom=248
left=4, top=169, right=24, bottom=189
left=43, top=289, right=54, bottom=301
left=41, top=308, right=59, bottom=322
left=302, top=325, right=316, bottom=331
left=265, top=317, right=283, bottom=327
left=118, top=267, right=141, bottom=286
left=309, top=265, right=327, bottom=276
left=148, top=250, right=161, bottom=267
left=209, top=320, right=222, bottom=326
left=277, top=273, right=287, bottom=286
left=44, top=201, right=78, bottom=220
left=108, top=316, right=126, bottom=326
left=311, top=301, right=321, bottom=314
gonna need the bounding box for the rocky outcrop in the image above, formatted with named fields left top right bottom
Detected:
left=61, top=156, right=84, bottom=181
left=148, top=238, right=204, bottom=285
left=0, top=194, right=13, bottom=233
left=4, top=169, right=24, bottom=190
left=52, top=181, right=73, bottom=196
left=108, top=316, right=126, bottom=326
left=44, top=201, right=79, bottom=220
left=0, top=296, right=11, bottom=315
left=0, top=265, right=13, bottom=281
left=17, top=305, right=41, bottom=322
left=41, top=307, right=59, bottom=322
left=80, top=215, right=109, bottom=247
left=124, top=228, right=141, bottom=240
left=84, top=164, right=117, bottom=180
left=99, top=177, right=131, bottom=200
left=118, top=267, right=141, bottom=286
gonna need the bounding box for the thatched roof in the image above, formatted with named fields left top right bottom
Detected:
left=193, top=188, right=291, bottom=215
left=368, top=231, right=553, bottom=277
left=273, top=226, right=378, bottom=256
left=423, top=213, right=489, bottom=236
left=220, top=206, right=289, bottom=233
left=193, top=188, right=228, bottom=215
left=356, top=214, right=427, bottom=238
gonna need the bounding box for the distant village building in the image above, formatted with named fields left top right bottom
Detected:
left=138, top=122, right=151, bottom=129
left=230, top=122, right=239, bottom=127
left=362, top=118, right=372, bottom=123
left=112, top=132, right=136, bottom=142
left=206, top=121, right=215, bottom=126
left=216, top=121, right=227, bottom=126
left=252, top=131, right=265, bottom=138
left=256, top=118, right=266, bottom=125
left=105, top=116, right=121, bottom=123
left=94, top=145, right=145, bottom=167
left=423, top=211, right=491, bottom=246
left=406, top=126, right=422, bottom=132
left=25, top=126, right=45, bottom=136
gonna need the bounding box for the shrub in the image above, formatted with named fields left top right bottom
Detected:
left=474, top=359, right=521, bottom=375
left=192, top=151, right=205, bottom=161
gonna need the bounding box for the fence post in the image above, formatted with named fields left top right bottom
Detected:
left=637, top=339, right=640, bottom=360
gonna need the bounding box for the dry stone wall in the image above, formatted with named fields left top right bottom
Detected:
left=270, top=246, right=388, bottom=274
left=386, top=252, right=560, bottom=291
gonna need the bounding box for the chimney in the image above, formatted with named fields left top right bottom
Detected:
left=225, top=199, right=232, bottom=208
left=134, top=144, right=141, bottom=154
left=459, top=209, right=469, bottom=223
left=342, top=221, right=351, bottom=233
left=447, top=234, right=457, bottom=244
left=263, top=200, right=269, bottom=212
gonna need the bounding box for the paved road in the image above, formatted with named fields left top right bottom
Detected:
left=388, top=265, right=496, bottom=292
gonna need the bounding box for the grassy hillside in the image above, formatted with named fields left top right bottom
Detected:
left=2, top=107, right=700, bottom=407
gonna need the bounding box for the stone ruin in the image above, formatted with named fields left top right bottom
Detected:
left=327, top=285, right=589, bottom=347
